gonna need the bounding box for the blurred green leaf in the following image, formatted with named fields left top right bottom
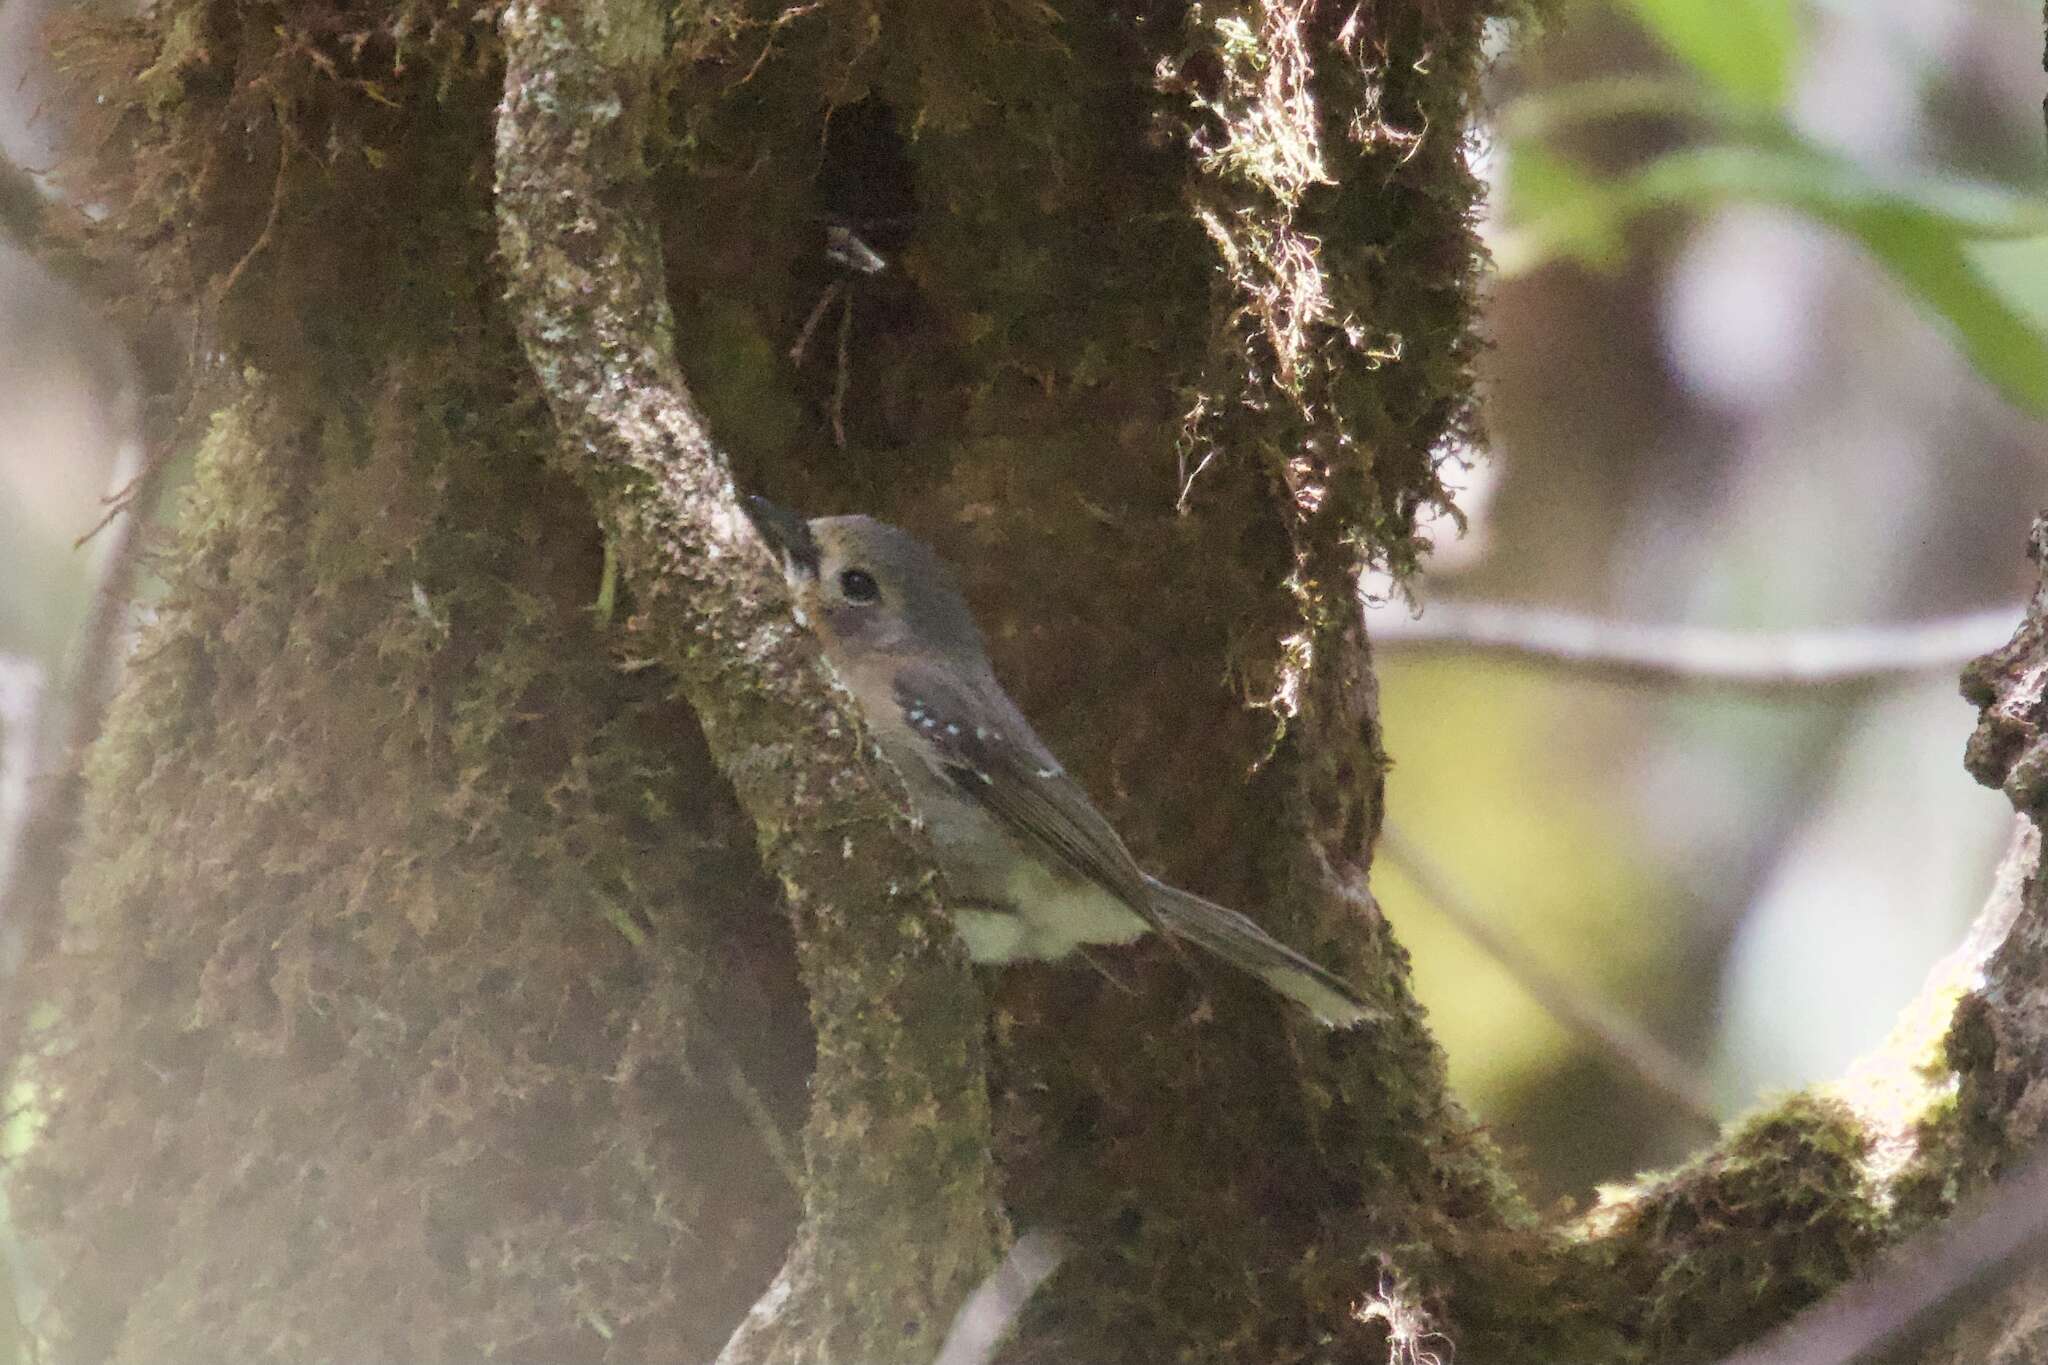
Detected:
left=1497, top=75, right=1766, bottom=144
left=1966, top=235, right=2048, bottom=330
left=1617, top=0, right=1801, bottom=108
left=1499, top=131, right=2048, bottom=412
left=1628, top=145, right=2048, bottom=240
left=1844, top=217, right=2048, bottom=414
left=1641, top=147, right=2048, bottom=412
left=1496, top=143, right=1628, bottom=273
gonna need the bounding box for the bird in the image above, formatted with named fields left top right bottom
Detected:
left=744, top=496, right=1372, bottom=1028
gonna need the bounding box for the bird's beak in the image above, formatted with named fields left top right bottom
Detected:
left=744, top=495, right=821, bottom=580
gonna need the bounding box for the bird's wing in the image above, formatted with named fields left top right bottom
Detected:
left=1142, top=876, right=1372, bottom=1027
left=889, top=660, right=1164, bottom=929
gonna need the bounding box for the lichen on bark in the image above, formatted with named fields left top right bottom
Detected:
left=495, top=2, right=1006, bottom=1358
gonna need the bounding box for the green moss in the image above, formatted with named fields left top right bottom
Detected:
left=15, top=10, right=817, bottom=1341
left=1890, top=1088, right=1968, bottom=1227
left=23, top=0, right=1550, bottom=1357
left=18, top=356, right=817, bottom=1361
left=1157, top=0, right=1500, bottom=587
left=673, top=297, right=808, bottom=454
left=1582, top=1094, right=1888, bottom=1361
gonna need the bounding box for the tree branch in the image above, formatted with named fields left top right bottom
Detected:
left=933, top=1231, right=1068, bottom=1365
left=491, top=3, right=1002, bottom=1359
left=1715, top=1144, right=2048, bottom=1365
left=0, top=45, right=197, bottom=1103
left=0, top=654, right=42, bottom=912
left=1572, top=522, right=2048, bottom=1361
left=1379, top=825, right=1720, bottom=1134
left=0, top=189, right=171, bottom=1086
left=1571, top=812, right=2041, bottom=1361
left=1372, top=600, right=2020, bottom=693
left=0, top=431, right=165, bottom=967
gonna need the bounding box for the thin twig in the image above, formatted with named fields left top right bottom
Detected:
left=0, top=429, right=169, bottom=1070
left=693, top=1026, right=805, bottom=1199
left=932, top=1231, right=1069, bottom=1365
left=787, top=279, right=841, bottom=365
left=830, top=288, right=852, bottom=450
left=1717, top=1145, right=2048, bottom=1365
left=0, top=137, right=190, bottom=1031
left=73, top=439, right=179, bottom=548
left=0, top=657, right=44, bottom=922
left=1377, top=825, right=1721, bottom=1134
left=731, top=0, right=825, bottom=90
left=213, top=121, right=292, bottom=305
left=1370, top=601, right=2021, bottom=694
left=0, top=148, right=49, bottom=245
left=723, top=1059, right=805, bottom=1197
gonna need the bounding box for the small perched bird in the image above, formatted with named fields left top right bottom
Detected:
left=745, top=497, right=1371, bottom=1028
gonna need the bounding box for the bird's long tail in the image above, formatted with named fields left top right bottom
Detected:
left=1142, top=876, right=1374, bottom=1029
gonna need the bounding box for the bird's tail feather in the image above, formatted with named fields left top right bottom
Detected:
left=1142, top=876, right=1373, bottom=1029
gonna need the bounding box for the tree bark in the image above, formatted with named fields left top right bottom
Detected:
left=493, top=3, right=1001, bottom=1358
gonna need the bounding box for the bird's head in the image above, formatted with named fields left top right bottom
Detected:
left=745, top=497, right=988, bottom=669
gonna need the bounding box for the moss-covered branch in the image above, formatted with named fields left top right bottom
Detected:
left=1552, top=519, right=2048, bottom=1364
left=492, top=2, right=1001, bottom=1358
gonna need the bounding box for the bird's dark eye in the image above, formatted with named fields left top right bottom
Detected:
left=838, top=568, right=880, bottom=603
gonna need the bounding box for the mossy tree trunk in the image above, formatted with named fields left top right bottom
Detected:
left=13, top=0, right=2048, bottom=1362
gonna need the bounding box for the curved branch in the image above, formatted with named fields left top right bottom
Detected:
left=1572, top=813, right=2040, bottom=1361
left=0, top=655, right=42, bottom=903
left=1716, top=1145, right=2048, bottom=1365
left=1574, top=518, right=2048, bottom=1361
left=0, top=435, right=166, bottom=1062
left=1701, top=811, right=2048, bottom=1365
left=0, top=140, right=175, bottom=1087
left=1372, top=600, right=2020, bottom=694
left=491, top=3, right=1002, bottom=1359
